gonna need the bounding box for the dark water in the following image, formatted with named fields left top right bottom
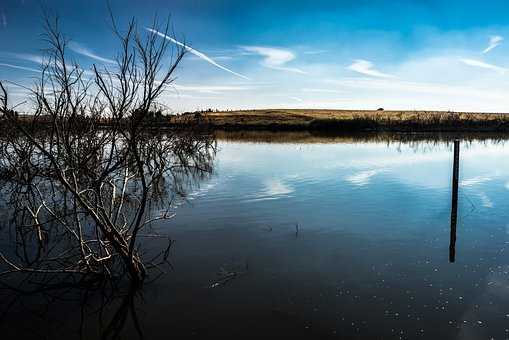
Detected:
left=3, top=135, right=509, bottom=339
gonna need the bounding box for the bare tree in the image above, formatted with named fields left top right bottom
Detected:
left=0, top=14, right=215, bottom=288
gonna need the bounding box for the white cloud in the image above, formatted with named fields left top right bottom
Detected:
left=288, top=96, right=303, bottom=102
left=326, top=77, right=506, bottom=100
left=4, top=53, right=45, bottom=65
left=0, top=62, right=40, bottom=73
left=241, top=46, right=307, bottom=74
left=1, top=12, right=7, bottom=28
left=68, top=42, right=115, bottom=64
left=146, top=28, right=250, bottom=80
left=482, top=35, right=503, bottom=54
left=210, top=56, right=234, bottom=61
left=303, top=49, right=328, bottom=55
left=172, top=84, right=253, bottom=94
left=347, top=59, right=395, bottom=78
left=2, top=52, right=96, bottom=80
left=460, top=58, right=507, bottom=74
left=302, top=88, right=344, bottom=94
left=163, top=93, right=219, bottom=100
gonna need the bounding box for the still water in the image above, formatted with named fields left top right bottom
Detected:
left=4, top=135, right=509, bottom=339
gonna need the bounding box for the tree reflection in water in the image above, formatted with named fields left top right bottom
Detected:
left=0, top=12, right=216, bottom=340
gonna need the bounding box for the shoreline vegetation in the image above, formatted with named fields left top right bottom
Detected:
left=180, top=109, right=509, bottom=133
left=9, top=109, right=509, bottom=135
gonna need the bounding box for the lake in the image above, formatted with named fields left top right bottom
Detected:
left=3, top=133, right=509, bottom=339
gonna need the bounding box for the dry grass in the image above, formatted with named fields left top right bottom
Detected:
left=200, top=109, right=509, bottom=132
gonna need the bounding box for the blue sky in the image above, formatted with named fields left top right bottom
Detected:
left=2, top=0, right=509, bottom=112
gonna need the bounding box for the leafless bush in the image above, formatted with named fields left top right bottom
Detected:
left=0, top=15, right=215, bottom=288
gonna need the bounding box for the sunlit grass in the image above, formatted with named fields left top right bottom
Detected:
left=201, top=109, right=509, bottom=132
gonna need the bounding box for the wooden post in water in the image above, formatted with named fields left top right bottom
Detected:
left=449, top=140, right=460, bottom=263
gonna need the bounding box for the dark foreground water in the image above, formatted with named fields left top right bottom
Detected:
left=3, top=135, right=509, bottom=339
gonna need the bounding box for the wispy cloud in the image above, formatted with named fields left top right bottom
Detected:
left=173, top=84, right=253, bottom=94
left=68, top=42, right=115, bottom=64
left=241, top=46, right=307, bottom=74
left=326, top=77, right=506, bottom=100
left=211, top=55, right=234, bottom=61
left=0, top=52, right=45, bottom=65
left=0, top=62, right=40, bottom=73
left=302, top=88, right=344, bottom=94
left=288, top=96, right=303, bottom=102
left=460, top=58, right=507, bottom=74
left=0, top=60, right=97, bottom=82
left=347, top=59, right=395, bottom=78
left=146, top=28, right=250, bottom=80
left=162, top=93, right=219, bottom=100
left=482, top=35, right=503, bottom=54
left=303, top=49, right=328, bottom=55
left=1, top=11, right=6, bottom=28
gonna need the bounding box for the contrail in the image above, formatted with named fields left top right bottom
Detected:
left=146, top=28, right=250, bottom=80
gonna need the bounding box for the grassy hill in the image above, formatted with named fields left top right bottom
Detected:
left=198, top=109, right=509, bottom=132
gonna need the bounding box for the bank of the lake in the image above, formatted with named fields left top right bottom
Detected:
left=195, top=109, right=509, bottom=132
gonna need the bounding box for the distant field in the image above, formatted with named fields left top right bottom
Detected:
left=199, top=109, right=509, bottom=132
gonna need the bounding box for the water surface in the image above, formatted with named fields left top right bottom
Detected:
left=4, top=135, right=509, bottom=339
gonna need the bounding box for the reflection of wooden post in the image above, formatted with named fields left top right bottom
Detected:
left=449, top=140, right=460, bottom=263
